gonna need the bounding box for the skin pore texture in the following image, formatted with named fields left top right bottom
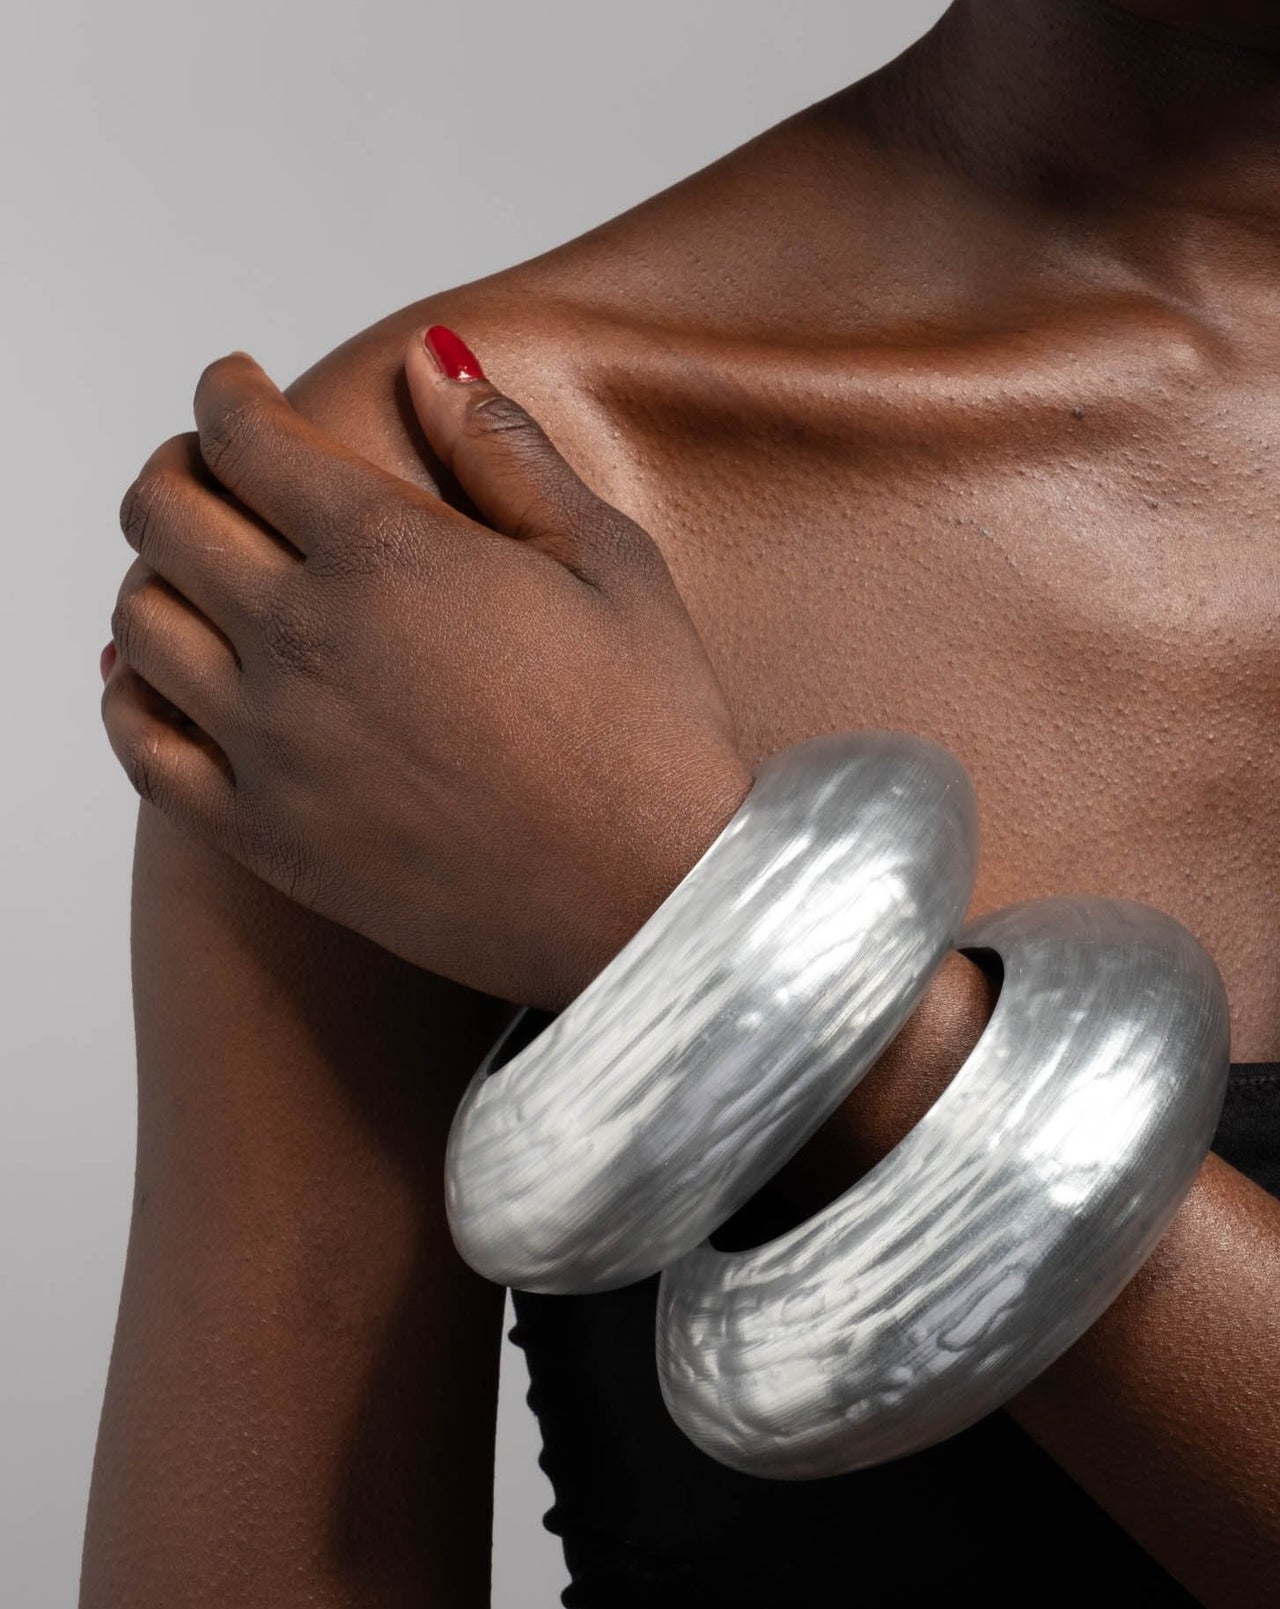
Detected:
left=83, top=2, right=1280, bottom=1606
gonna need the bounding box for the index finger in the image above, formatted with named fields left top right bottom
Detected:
left=193, top=351, right=465, bottom=560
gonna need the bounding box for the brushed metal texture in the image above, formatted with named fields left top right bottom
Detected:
left=445, top=731, right=979, bottom=1293
left=657, top=895, right=1229, bottom=1478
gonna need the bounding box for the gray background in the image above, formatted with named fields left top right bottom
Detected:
left=1, top=2, right=946, bottom=1602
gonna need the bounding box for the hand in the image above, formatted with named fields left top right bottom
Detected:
left=102, top=328, right=753, bottom=1010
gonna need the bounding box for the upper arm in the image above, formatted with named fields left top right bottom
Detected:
left=82, top=302, right=522, bottom=1606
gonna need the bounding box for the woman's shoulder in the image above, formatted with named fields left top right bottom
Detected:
left=277, top=97, right=858, bottom=490
left=279, top=273, right=627, bottom=493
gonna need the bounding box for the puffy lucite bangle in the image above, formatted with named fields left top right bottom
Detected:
left=659, top=894, right=1228, bottom=1477
left=443, top=730, right=1230, bottom=1478
left=446, top=730, right=979, bottom=1293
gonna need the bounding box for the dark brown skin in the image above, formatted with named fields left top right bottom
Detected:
left=102, top=352, right=754, bottom=1011
left=84, top=1, right=1280, bottom=1605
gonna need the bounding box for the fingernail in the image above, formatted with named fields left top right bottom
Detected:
left=100, top=641, right=117, bottom=682
left=423, top=325, right=486, bottom=382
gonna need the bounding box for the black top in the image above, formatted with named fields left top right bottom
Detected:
left=509, top=1059, right=1280, bottom=1607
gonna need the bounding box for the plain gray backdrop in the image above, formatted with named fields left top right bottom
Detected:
left=2, top=2, right=947, bottom=1602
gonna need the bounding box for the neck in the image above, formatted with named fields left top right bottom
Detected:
left=859, top=0, right=1280, bottom=295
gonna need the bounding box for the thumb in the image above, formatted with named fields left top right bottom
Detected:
left=404, top=324, right=647, bottom=585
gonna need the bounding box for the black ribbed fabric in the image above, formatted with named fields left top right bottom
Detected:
left=509, top=1061, right=1279, bottom=1607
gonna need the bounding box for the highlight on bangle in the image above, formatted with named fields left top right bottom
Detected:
left=443, top=731, right=1229, bottom=1480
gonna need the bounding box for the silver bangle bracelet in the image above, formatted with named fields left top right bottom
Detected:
left=446, top=730, right=979, bottom=1293
left=659, top=894, right=1228, bottom=1478
left=444, top=731, right=1229, bottom=1478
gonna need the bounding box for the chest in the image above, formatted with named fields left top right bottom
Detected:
left=608, top=376, right=1280, bottom=1053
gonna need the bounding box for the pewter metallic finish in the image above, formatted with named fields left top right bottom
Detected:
left=445, top=731, right=979, bottom=1293
left=657, top=895, right=1230, bottom=1479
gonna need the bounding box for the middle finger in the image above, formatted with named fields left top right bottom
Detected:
left=193, top=351, right=469, bottom=564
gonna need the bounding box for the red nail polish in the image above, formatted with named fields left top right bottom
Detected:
left=100, top=641, right=117, bottom=682
left=424, top=325, right=486, bottom=382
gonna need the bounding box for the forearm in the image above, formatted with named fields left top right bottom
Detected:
left=80, top=804, right=508, bottom=1608
left=783, top=949, right=1280, bottom=1608
left=1010, top=1154, right=1280, bottom=1609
